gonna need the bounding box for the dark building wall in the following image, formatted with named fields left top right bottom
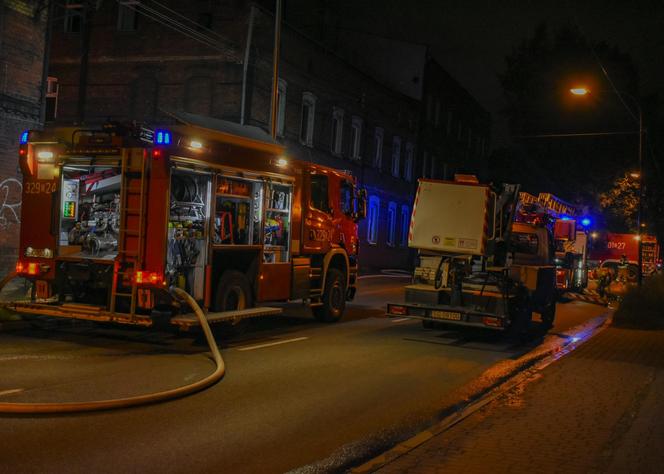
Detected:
left=48, top=1, right=420, bottom=271
left=420, top=59, right=491, bottom=181
left=0, top=1, right=47, bottom=274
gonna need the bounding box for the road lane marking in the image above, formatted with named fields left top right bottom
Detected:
left=391, top=318, right=410, bottom=323
left=237, top=337, right=309, bottom=351
left=0, top=388, right=24, bottom=397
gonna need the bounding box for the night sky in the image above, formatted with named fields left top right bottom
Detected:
left=287, top=0, right=664, bottom=147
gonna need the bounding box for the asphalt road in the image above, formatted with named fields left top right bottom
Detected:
left=0, top=276, right=606, bottom=474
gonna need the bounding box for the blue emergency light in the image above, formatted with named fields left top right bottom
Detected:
left=20, top=130, right=29, bottom=144
left=581, top=217, right=591, bottom=227
left=561, top=216, right=571, bottom=221
left=154, top=129, right=172, bottom=145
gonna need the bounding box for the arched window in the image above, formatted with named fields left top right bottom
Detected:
left=387, top=201, right=397, bottom=247
left=400, top=205, right=410, bottom=247
left=367, top=196, right=380, bottom=244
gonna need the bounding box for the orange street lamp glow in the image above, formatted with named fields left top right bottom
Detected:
left=570, top=87, right=589, bottom=95
left=630, top=172, right=641, bottom=179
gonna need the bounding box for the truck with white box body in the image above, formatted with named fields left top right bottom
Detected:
left=388, top=178, right=557, bottom=337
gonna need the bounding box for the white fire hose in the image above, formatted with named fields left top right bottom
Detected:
left=0, top=281, right=225, bottom=414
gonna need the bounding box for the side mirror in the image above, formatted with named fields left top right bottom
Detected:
left=354, top=188, right=367, bottom=222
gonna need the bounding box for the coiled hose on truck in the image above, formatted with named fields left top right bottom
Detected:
left=0, top=281, right=225, bottom=414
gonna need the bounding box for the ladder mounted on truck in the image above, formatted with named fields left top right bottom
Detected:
left=109, top=148, right=149, bottom=319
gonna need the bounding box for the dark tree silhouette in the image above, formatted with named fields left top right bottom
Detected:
left=496, top=23, right=640, bottom=214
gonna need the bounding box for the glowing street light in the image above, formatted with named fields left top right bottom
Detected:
left=570, top=87, right=590, bottom=95
left=629, top=171, right=641, bottom=179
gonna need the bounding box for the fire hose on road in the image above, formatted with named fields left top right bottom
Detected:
left=0, top=280, right=225, bottom=414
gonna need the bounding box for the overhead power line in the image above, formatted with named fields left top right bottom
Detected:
left=116, top=1, right=241, bottom=61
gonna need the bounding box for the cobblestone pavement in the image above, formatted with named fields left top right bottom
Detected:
left=375, top=327, right=664, bottom=473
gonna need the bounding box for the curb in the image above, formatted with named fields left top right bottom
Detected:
left=349, top=310, right=613, bottom=473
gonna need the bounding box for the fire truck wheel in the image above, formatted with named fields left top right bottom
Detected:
left=214, top=270, right=253, bottom=335
left=313, top=268, right=346, bottom=323
left=506, top=294, right=532, bottom=343
left=541, top=302, right=556, bottom=330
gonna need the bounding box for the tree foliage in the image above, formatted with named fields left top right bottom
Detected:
left=599, top=173, right=639, bottom=232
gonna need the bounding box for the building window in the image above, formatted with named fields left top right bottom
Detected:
left=277, top=79, right=287, bottom=137
left=404, top=142, right=414, bottom=181
left=300, top=92, right=317, bottom=147
left=117, top=2, right=138, bottom=31
left=391, top=136, right=401, bottom=178
left=331, top=106, right=344, bottom=155
left=367, top=196, right=380, bottom=244
left=64, top=1, right=83, bottom=33
left=387, top=202, right=397, bottom=247
left=400, top=204, right=410, bottom=247
left=434, top=99, right=441, bottom=127
left=373, top=127, right=384, bottom=169
left=350, top=116, right=363, bottom=160
left=45, top=76, right=59, bottom=121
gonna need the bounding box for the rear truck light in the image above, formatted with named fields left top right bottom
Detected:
left=388, top=304, right=408, bottom=316
left=134, top=270, right=164, bottom=286
left=483, top=316, right=503, bottom=327
left=16, top=261, right=49, bottom=276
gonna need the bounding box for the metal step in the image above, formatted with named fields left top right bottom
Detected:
left=171, top=306, right=283, bottom=328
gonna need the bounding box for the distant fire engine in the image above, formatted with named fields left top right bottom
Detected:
left=5, top=114, right=365, bottom=330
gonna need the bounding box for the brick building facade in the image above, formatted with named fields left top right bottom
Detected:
left=48, top=1, right=420, bottom=271
left=0, top=1, right=48, bottom=274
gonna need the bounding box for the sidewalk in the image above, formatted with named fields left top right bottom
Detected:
left=372, top=325, right=664, bottom=473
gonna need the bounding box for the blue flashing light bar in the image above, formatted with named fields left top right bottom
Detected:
left=561, top=216, right=571, bottom=221
left=581, top=217, right=591, bottom=227
left=20, top=131, right=29, bottom=144
left=154, top=129, right=172, bottom=145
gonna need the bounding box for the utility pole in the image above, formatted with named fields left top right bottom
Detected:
left=270, top=0, right=282, bottom=139
left=77, top=3, right=94, bottom=124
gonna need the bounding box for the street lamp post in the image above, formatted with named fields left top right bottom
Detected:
left=569, top=87, right=645, bottom=285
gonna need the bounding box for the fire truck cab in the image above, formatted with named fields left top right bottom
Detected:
left=8, top=115, right=364, bottom=330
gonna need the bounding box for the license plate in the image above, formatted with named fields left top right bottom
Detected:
left=430, top=310, right=461, bottom=321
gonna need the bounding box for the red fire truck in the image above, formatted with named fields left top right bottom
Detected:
left=6, top=115, right=364, bottom=330
left=589, top=232, right=661, bottom=281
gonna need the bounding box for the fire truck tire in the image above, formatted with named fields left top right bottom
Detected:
left=313, top=268, right=346, bottom=323
left=214, top=270, right=253, bottom=335
left=506, top=294, right=532, bottom=343
left=541, top=302, right=556, bottom=330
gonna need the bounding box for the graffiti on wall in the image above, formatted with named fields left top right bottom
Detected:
left=0, top=178, right=22, bottom=230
